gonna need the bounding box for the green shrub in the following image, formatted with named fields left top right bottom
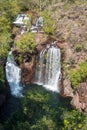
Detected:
left=70, top=61, right=87, bottom=89
left=75, top=44, right=84, bottom=52
left=15, top=33, right=36, bottom=53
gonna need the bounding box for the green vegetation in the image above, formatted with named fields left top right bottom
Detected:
left=70, top=61, right=87, bottom=89
left=74, top=44, right=84, bottom=52
left=40, top=11, right=55, bottom=34
left=0, top=0, right=21, bottom=61
left=0, top=66, right=5, bottom=83
left=61, top=110, right=87, bottom=130
left=1, top=84, right=87, bottom=130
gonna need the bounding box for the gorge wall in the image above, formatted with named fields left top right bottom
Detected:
left=8, top=3, right=87, bottom=112
left=52, top=3, right=87, bottom=112
left=12, top=28, right=87, bottom=113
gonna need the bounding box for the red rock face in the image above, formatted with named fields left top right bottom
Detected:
left=36, top=44, right=43, bottom=54
left=61, top=79, right=73, bottom=98
left=71, top=82, right=87, bottom=112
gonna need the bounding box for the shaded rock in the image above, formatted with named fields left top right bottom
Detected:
left=0, top=95, right=6, bottom=107
left=23, top=51, right=33, bottom=62
left=12, top=48, right=22, bottom=54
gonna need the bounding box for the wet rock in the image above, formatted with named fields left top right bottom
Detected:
left=20, top=62, right=34, bottom=84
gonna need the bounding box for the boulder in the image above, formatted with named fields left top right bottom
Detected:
left=71, top=82, right=87, bottom=112
left=71, top=92, right=81, bottom=111
left=62, top=79, right=73, bottom=97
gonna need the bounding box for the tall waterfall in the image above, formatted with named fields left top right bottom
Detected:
left=34, top=44, right=61, bottom=92
left=6, top=51, right=23, bottom=97
left=35, top=49, right=46, bottom=85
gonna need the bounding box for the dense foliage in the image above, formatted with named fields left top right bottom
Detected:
left=40, top=10, right=55, bottom=34
left=0, top=85, right=86, bottom=130
left=0, top=0, right=21, bottom=60
left=15, top=33, right=36, bottom=53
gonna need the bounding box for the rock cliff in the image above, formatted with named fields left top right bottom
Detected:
left=11, top=3, right=87, bottom=112
left=52, top=3, right=87, bottom=112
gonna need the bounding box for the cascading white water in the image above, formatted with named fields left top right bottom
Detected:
left=35, top=49, right=46, bottom=85
left=44, top=46, right=61, bottom=92
left=6, top=51, right=23, bottom=97
left=34, top=43, right=61, bottom=92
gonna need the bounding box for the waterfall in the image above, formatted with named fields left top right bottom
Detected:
left=34, top=44, right=61, bottom=92
left=6, top=51, right=23, bottom=97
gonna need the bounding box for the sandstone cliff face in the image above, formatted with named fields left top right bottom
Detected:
left=57, top=40, right=87, bottom=112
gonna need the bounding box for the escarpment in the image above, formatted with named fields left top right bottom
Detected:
left=10, top=5, right=87, bottom=112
